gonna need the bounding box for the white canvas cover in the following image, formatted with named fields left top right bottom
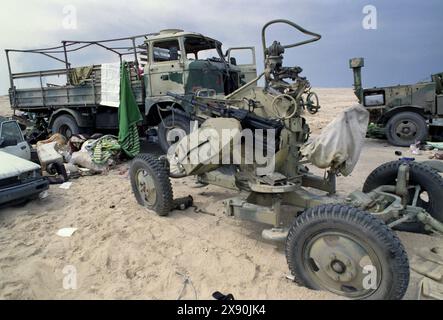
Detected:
left=100, top=62, right=121, bottom=108
left=169, top=118, right=242, bottom=176
left=301, top=105, right=369, bottom=176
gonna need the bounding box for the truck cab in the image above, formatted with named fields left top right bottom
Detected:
left=143, top=30, right=256, bottom=111
left=141, top=30, right=257, bottom=151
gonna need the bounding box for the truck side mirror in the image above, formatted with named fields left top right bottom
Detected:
left=230, top=57, right=237, bottom=66
left=0, top=137, right=18, bottom=147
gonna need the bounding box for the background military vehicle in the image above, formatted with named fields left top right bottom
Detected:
left=350, top=57, right=443, bottom=146
left=5, top=30, right=257, bottom=152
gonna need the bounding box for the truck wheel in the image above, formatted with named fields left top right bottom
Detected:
left=158, top=114, right=191, bottom=154
left=386, top=112, right=427, bottom=147
left=51, top=114, right=79, bottom=139
left=129, top=153, right=173, bottom=216
left=286, top=204, right=409, bottom=300
left=363, top=160, right=443, bottom=232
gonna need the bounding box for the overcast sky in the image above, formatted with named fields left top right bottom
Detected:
left=0, top=0, right=442, bottom=94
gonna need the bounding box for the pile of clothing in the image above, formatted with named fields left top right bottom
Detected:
left=69, top=134, right=121, bottom=174
left=36, top=133, right=122, bottom=183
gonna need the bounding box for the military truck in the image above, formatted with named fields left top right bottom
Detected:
left=350, top=57, right=443, bottom=146
left=5, top=30, right=257, bottom=152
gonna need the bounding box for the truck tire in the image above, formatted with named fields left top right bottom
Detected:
left=51, top=114, right=79, bottom=139
left=363, top=160, right=443, bottom=232
left=158, top=114, right=191, bottom=154
left=129, top=153, right=173, bottom=216
left=286, top=204, right=409, bottom=300
left=386, top=112, right=427, bottom=147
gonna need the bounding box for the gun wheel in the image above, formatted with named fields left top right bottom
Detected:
left=306, top=92, right=320, bottom=114
left=130, top=153, right=173, bottom=216
left=158, top=113, right=191, bottom=154
left=272, top=94, right=298, bottom=119
left=286, top=204, right=409, bottom=300
left=363, top=160, right=443, bottom=232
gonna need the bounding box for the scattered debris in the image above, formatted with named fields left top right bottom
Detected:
left=176, top=271, right=198, bottom=300
left=59, top=182, right=72, bottom=190
left=212, top=291, right=235, bottom=300
left=38, top=190, right=49, bottom=199
left=410, top=142, right=422, bottom=155
left=427, top=142, right=443, bottom=150
left=56, top=227, right=78, bottom=237
left=285, top=274, right=296, bottom=281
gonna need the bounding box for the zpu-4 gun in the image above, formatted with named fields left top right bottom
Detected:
left=166, top=91, right=284, bottom=132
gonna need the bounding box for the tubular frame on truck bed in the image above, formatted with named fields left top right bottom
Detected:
left=5, top=34, right=153, bottom=110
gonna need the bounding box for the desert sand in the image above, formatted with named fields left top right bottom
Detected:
left=0, top=89, right=441, bottom=300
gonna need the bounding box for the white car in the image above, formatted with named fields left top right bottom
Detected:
left=0, top=117, right=48, bottom=206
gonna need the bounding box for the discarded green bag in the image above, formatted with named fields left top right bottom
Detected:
left=118, top=62, right=142, bottom=157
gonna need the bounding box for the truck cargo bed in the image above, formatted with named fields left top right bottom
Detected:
left=9, top=64, right=144, bottom=112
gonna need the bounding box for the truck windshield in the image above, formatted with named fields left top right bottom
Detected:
left=184, top=37, right=224, bottom=62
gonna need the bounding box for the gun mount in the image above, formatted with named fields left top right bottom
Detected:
left=129, top=20, right=443, bottom=300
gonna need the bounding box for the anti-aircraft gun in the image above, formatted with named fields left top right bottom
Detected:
left=129, top=20, right=443, bottom=300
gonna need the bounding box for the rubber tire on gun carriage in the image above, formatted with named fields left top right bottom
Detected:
left=285, top=204, right=409, bottom=300
left=157, top=114, right=191, bottom=154
left=129, top=153, right=173, bottom=216
left=363, top=160, right=443, bottom=233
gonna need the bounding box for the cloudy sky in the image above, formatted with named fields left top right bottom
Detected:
left=0, top=0, right=442, bottom=94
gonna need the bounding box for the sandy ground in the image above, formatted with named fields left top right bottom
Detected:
left=0, top=89, right=442, bottom=300
left=0, top=96, right=10, bottom=117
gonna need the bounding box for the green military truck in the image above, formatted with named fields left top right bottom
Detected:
left=5, top=30, right=257, bottom=152
left=350, top=57, right=443, bottom=146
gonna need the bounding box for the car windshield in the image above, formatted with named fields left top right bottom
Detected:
left=184, top=37, right=224, bottom=62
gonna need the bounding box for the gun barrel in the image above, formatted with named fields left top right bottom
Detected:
left=166, top=91, right=282, bottom=131
left=166, top=91, right=186, bottom=100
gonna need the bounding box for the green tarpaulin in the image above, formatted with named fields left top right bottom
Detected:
left=118, top=62, right=142, bottom=157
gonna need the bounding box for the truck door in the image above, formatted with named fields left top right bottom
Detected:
left=0, top=121, right=30, bottom=160
left=226, top=47, right=257, bottom=84
left=148, top=39, right=185, bottom=96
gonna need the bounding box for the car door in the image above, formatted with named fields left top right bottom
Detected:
left=226, top=47, right=257, bottom=84
left=0, top=120, right=30, bottom=160
left=148, top=39, right=185, bottom=96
